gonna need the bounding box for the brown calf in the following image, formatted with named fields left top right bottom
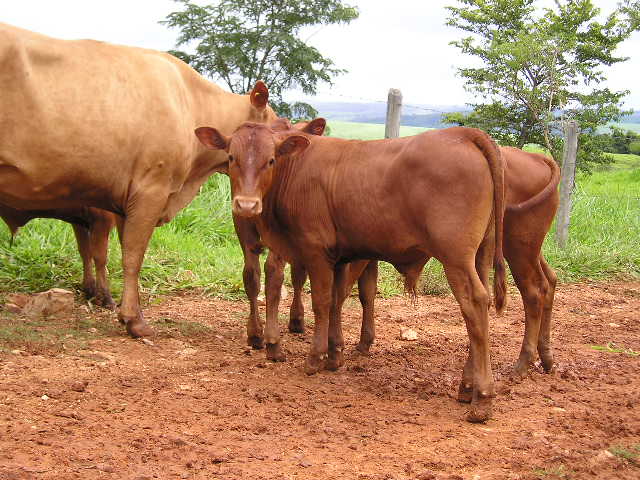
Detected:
left=196, top=122, right=506, bottom=422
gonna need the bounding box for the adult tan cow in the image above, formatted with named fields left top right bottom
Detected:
left=196, top=122, right=506, bottom=422
left=1, top=206, right=119, bottom=309
left=0, top=23, right=276, bottom=337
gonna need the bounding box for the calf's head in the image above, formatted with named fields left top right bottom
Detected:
left=195, top=122, right=313, bottom=218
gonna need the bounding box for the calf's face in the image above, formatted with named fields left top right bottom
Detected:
left=195, top=123, right=309, bottom=218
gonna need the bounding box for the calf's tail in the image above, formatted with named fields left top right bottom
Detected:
left=469, top=129, right=507, bottom=315
left=507, top=152, right=560, bottom=212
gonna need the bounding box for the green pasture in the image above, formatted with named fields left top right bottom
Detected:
left=0, top=121, right=638, bottom=305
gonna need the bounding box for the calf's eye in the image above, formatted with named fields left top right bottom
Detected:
left=269, top=158, right=275, bottom=166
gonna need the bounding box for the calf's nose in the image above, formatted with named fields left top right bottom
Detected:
left=232, top=196, right=262, bottom=217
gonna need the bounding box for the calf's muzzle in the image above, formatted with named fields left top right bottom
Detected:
left=232, top=196, right=262, bottom=217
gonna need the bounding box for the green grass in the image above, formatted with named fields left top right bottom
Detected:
left=608, top=444, right=640, bottom=466
left=0, top=122, right=638, bottom=306
left=327, top=120, right=429, bottom=140
left=590, top=342, right=639, bottom=356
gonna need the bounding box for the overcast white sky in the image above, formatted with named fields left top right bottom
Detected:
left=4, top=0, right=639, bottom=108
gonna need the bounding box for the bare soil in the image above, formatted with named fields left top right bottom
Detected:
left=1, top=281, right=639, bottom=480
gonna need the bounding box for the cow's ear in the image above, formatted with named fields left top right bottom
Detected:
left=250, top=80, right=269, bottom=110
left=195, top=127, right=229, bottom=151
left=276, top=135, right=310, bottom=157
left=300, top=118, right=326, bottom=136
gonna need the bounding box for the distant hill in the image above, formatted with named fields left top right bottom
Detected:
left=309, top=101, right=639, bottom=130
left=311, top=101, right=470, bottom=129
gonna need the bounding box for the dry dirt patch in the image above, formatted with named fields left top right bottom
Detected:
left=0, top=281, right=639, bottom=479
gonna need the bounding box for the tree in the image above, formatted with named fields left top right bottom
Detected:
left=443, top=0, right=639, bottom=171
left=161, top=0, right=358, bottom=120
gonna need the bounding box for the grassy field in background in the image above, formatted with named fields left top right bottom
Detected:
left=328, top=120, right=429, bottom=140
left=0, top=121, right=638, bottom=303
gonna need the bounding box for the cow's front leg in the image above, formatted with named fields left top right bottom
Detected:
left=355, top=260, right=377, bottom=355
left=304, top=261, right=334, bottom=375
left=264, top=251, right=286, bottom=361
left=118, top=188, right=168, bottom=338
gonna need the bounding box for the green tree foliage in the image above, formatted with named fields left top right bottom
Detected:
left=599, top=127, right=640, bottom=154
left=443, top=0, right=639, bottom=171
left=161, top=0, right=358, bottom=120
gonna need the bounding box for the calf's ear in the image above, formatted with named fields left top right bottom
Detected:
left=276, top=135, right=310, bottom=158
left=250, top=80, right=269, bottom=110
left=300, top=118, right=326, bottom=136
left=195, top=127, right=229, bottom=151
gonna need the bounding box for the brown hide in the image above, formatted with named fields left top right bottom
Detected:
left=0, top=23, right=276, bottom=336
left=197, top=123, right=506, bottom=423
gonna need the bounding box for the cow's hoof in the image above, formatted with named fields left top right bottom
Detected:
left=304, top=353, right=326, bottom=375
left=288, top=318, right=305, bottom=334
left=82, top=284, right=97, bottom=300
left=126, top=321, right=154, bottom=338
left=466, top=396, right=492, bottom=423
left=327, top=349, right=344, bottom=371
left=247, top=335, right=264, bottom=350
left=457, top=382, right=473, bottom=404
left=266, top=343, right=286, bottom=362
left=355, top=342, right=372, bottom=356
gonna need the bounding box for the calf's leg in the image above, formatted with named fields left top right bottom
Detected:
left=264, top=251, right=286, bottom=361
left=327, top=263, right=348, bottom=371
left=90, top=212, right=116, bottom=310
left=305, top=261, right=334, bottom=375
left=73, top=225, right=97, bottom=300
left=355, top=260, right=378, bottom=355
left=444, top=261, right=493, bottom=423
left=537, top=256, right=557, bottom=372
left=234, top=217, right=264, bottom=349
left=288, top=262, right=307, bottom=333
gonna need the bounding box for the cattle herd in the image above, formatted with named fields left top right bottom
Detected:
left=0, top=23, right=560, bottom=423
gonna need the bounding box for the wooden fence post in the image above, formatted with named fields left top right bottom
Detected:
left=385, top=88, right=402, bottom=139
left=555, top=120, right=579, bottom=248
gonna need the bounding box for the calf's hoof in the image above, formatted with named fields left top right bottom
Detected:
left=266, top=343, right=286, bottom=362
left=247, top=335, right=264, bottom=350
left=126, top=320, right=154, bottom=338
left=539, top=352, right=555, bottom=373
left=466, top=395, right=493, bottom=424
left=95, top=293, right=116, bottom=311
left=355, top=342, right=372, bottom=356
left=457, top=382, right=473, bottom=404
left=304, top=353, right=327, bottom=375
left=512, top=358, right=532, bottom=379
left=288, top=318, right=305, bottom=334
left=327, top=348, right=344, bottom=371
left=82, top=284, right=97, bottom=300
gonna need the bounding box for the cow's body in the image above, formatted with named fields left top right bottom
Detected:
left=196, top=123, right=506, bottom=422
left=0, top=205, right=119, bottom=308
left=0, top=23, right=275, bottom=336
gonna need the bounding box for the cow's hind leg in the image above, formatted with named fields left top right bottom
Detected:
left=264, top=251, right=286, bottom=361
left=73, top=225, right=97, bottom=300
left=443, top=261, right=493, bottom=423
left=537, top=256, right=557, bottom=372
left=90, top=212, right=116, bottom=310
left=288, top=262, right=307, bottom=333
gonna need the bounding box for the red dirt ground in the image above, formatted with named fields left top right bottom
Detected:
left=1, top=281, right=639, bottom=480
